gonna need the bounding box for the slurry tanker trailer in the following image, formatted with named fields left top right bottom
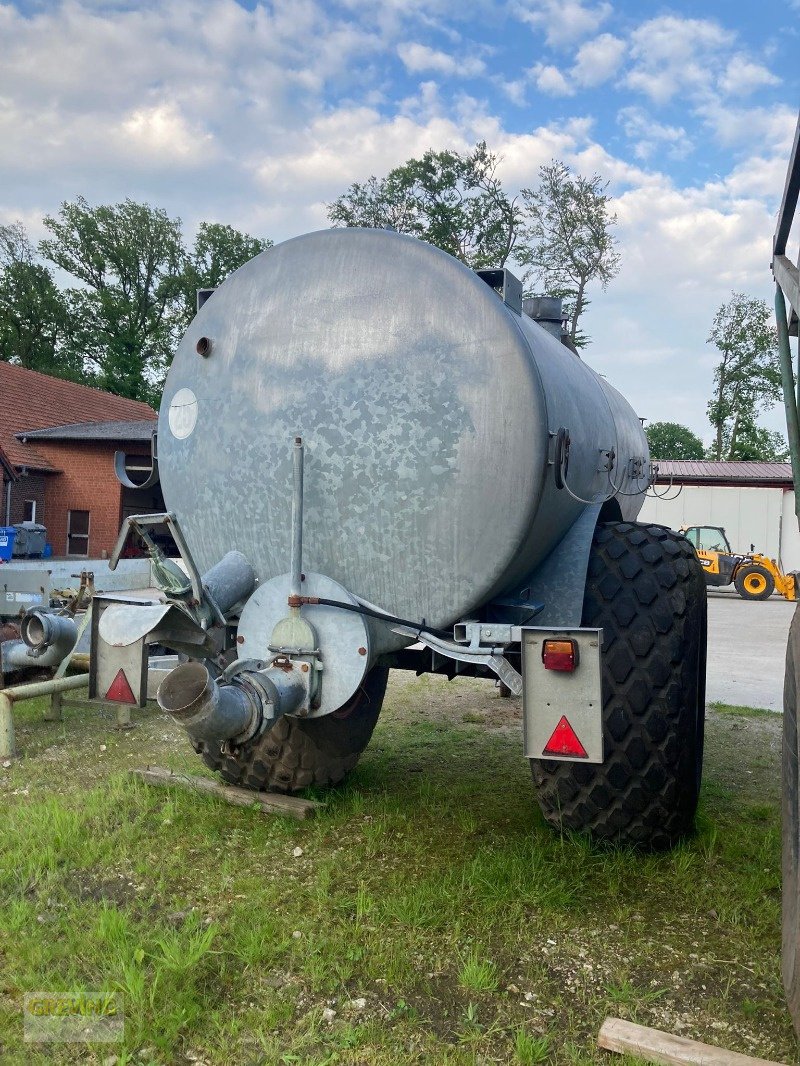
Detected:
left=75, top=229, right=706, bottom=850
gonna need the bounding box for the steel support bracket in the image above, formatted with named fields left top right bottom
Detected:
left=390, top=624, right=523, bottom=695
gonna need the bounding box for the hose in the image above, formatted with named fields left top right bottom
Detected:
left=296, top=597, right=453, bottom=642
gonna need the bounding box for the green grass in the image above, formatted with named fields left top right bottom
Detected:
left=0, top=681, right=794, bottom=1064
left=708, top=700, right=776, bottom=718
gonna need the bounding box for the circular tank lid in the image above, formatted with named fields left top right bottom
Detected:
left=158, top=229, right=547, bottom=628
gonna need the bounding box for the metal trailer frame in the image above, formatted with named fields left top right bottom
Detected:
left=773, top=112, right=800, bottom=505
left=772, top=109, right=800, bottom=1036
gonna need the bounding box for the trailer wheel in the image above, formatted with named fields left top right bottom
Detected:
left=531, top=522, right=706, bottom=849
left=198, top=663, right=389, bottom=792
left=734, top=563, right=775, bottom=600
left=782, top=606, right=800, bottom=1035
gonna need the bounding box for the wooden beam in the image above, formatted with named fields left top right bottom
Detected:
left=131, top=766, right=322, bottom=820
left=597, top=1018, right=788, bottom=1066
left=774, top=255, right=800, bottom=321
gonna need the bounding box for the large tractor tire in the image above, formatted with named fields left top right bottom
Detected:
left=734, top=563, right=775, bottom=600
left=199, top=663, right=389, bottom=792
left=532, top=522, right=707, bottom=850
left=782, top=606, right=800, bottom=1035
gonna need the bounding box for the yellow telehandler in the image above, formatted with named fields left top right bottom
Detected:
left=681, top=524, right=796, bottom=601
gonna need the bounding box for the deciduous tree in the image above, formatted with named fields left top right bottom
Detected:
left=178, top=222, right=272, bottom=327
left=328, top=142, right=522, bottom=268
left=0, top=222, right=77, bottom=377
left=518, top=161, right=620, bottom=348
left=725, top=420, right=788, bottom=462
left=706, top=293, right=780, bottom=461
left=645, top=421, right=705, bottom=460
left=40, top=197, right=185, bottom=404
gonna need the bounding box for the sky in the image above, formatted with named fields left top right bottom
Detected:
left=2, top=0, right=800, bottom=443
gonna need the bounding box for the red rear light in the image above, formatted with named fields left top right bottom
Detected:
left=542, top=638, right=578, bottom=672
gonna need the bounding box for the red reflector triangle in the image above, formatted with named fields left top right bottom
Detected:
left=105, top=668, right=136, bottom=704
left=543, top=715, right=589, bottom=758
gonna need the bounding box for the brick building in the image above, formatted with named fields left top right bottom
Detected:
left=0, top=363, right=159, bottom=558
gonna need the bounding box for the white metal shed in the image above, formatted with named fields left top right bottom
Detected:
left=638, top=461, right=800, bottom=570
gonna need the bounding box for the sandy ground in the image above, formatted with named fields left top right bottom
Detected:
left=706, top=590, right=796, bottom=711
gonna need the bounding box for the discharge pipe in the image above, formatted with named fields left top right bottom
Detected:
left=157, top=659, right=307, bottom=746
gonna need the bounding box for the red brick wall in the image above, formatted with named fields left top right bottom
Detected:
left=31, top=442, right=152, bottom=558
left=6, top=473, right=48, bottom=526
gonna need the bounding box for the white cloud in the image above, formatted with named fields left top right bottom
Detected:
left=626, top=16, right=734, bottom=104
left=531, top=63, right=574, bottom=96
left=617, top=106, right=692, bottom=161
left=397, top=41, right=485, bottom=77
left=572, top=33, right=626, bottom=87
left=514, top=0, right=611, bottom=49
left=120, top=103, right=215, bottom=164
left=695, top=101, right=796, bottom=151
left=718, top=54, right=780, bottom=97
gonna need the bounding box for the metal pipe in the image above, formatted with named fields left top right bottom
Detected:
left=0, top=673, right=89, bottom=759
left=776, top=285, right=800, bottom=526
left=1, top=611, right=80, bottom=675
left=157, top=661, right=259, bottom=743
left=21, top=611, right=78, bottom=656
left=202, top=551, right=256, bottom=615
left=290, top=436, right=304, bottom=600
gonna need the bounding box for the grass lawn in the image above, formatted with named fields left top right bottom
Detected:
left=0, top=672, right=794, bottom=1065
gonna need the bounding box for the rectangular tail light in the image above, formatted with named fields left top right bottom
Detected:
left=542, top=638, right=578, bottom=672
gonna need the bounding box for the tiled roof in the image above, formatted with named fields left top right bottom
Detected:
left=653, top=460, right=793, bottom=484
left=0, top=363, right=156, bottom=471
left=17, top=420, right=157, bottom=442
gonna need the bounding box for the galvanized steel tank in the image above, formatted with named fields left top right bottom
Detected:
left=159, top=229, right=648, bottom=629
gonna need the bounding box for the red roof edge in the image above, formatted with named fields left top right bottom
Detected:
left=0, top=444, right=17, bottom=481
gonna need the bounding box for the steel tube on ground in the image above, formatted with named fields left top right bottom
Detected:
left=157, top=662, right=256, bottom=743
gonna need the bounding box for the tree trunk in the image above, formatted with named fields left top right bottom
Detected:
left=570, top=276, right=587, bottom=343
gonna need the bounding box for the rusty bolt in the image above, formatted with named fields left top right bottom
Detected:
left=358, top=646, right=367, bottom=656
left=301, top=663, right=309, bottom=673
left=236, top=635, right=245, bottom=645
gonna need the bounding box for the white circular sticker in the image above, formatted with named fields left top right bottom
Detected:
left=168, top=387, right=198, bottom=439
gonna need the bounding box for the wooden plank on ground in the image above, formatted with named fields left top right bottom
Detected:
left=597, top=1018, right=787, bottom=1066
left=131, top=766, right=322, bottom=820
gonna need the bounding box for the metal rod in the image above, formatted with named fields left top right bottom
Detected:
left=775, top=285, right=800, bottom=528
left=774, top=111, right=800, bottom=258
left=0, top=673, right=89, bottom=759
left=290, top=436, right=304, bottom=600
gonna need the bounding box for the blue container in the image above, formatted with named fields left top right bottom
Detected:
left=0, top=527, right=16, bottom=562
left=42, top=543, right=53, bottom=559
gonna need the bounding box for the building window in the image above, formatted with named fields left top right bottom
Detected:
left=23, top=500, right=36, bottom=522
left=67, top=510, right=90, bottom=556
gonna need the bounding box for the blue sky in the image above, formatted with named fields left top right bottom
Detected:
left=2, top=0, right=799, bottom=441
